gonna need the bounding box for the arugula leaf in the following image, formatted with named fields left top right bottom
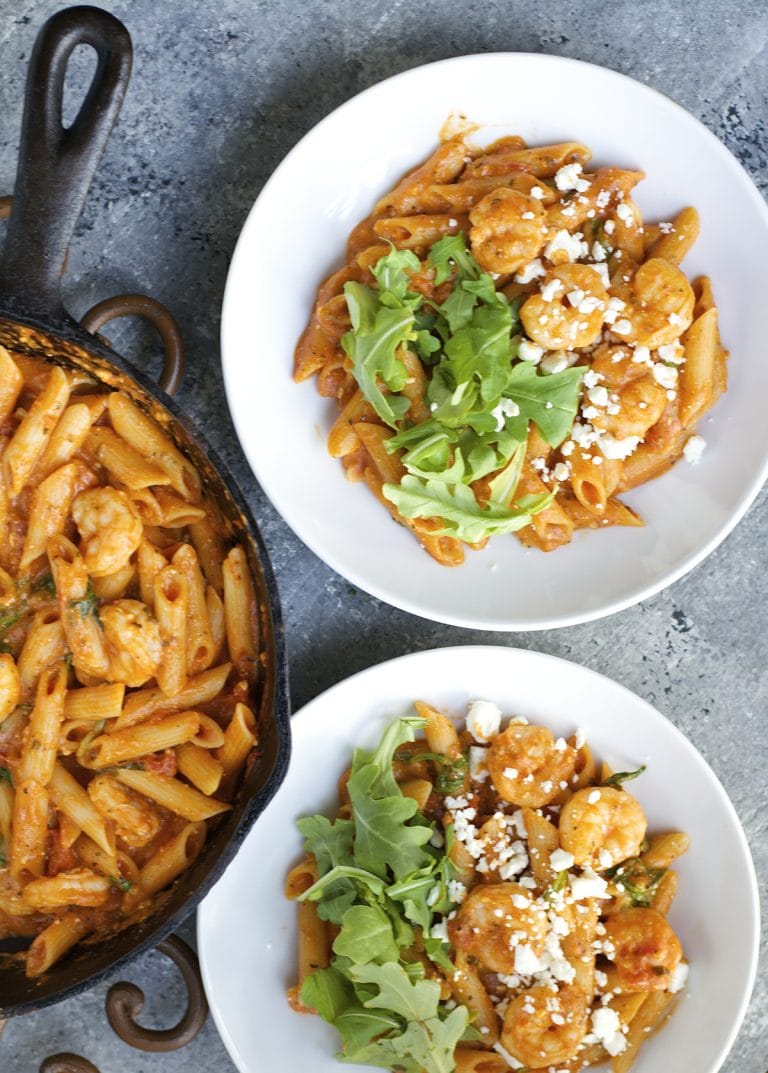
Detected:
left=297, top=815, right=355, bottom=876
left=348, top=764, right=433, bottom=881
left=383, top=475, right=553, bottom=544
left=333, top=904, right=400, bottom=966
left=504, top=362, right=585, bottom=447
left=444, top=302, right=512, bottom=404
left=428, top=234, right=482, bottom=285
left=487, top=438, right=527, bottom=508
left=300, top=864, right=385, bottom=904
left=301, top=964, right=403, bottom=1054
left=370, top=246, right=421, bottom=301
left=603, top=765, right=647, bottom=789
left=350, top=716, right=425, bottom=800
left=342, top=282, right=414, bottom=428
left=347, top=963, right=469, bottom=1073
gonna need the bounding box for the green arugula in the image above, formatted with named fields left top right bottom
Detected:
left=0, top=768, right=12, bottom=786
left=110, top=875, right=133, bottom=893
left=382, top=477, right=553, bottom=544
left=338, top=234, right=585, bottom=543
left=602, top=765, right=647, bottom=789
left=295, top=717, right=473, bottom=1073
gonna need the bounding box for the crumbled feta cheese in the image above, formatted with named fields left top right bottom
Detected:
left=448, top=879, right=467, bottom=904
left=540, top=278, right=565, bottom=303
left=613, top=318, right=632, bottom=335
left=683, top=434, right=706, bottom=465
left=544, top=229, right=588, bottom=263
left=658, top=221, right=674, bottom=234
left=503, top=767, right=519, bottom=780
left=550, top=848, right=575, bottom=871
left=530, top=185, right=545, bottom=200
left=574, top=727, right=586, bottom=749
left=588, top=385, right=609, bottom=407
left=616, top=202, right=634, bottom=225
left=469, top=745, right=489, bottom=783
left=588, top=789, right=601, bottom=804
left=430, top=920, right=449, bottom=942
left=521, top=210, right=535, bottom=220
left=668, top=961, right=689, bottom=993
left=555, top=162, right=590, bottom=193
left=595, top=190, right=611, bottom=209
left=592, top=262, right=611, bottom=287
left=652, top=363, right=678, bottom=389
left=603, top=219, right=616, bottom=234
left=571, top=869, right=610, bottom=901
left=514, top=258, right=546, bottom=284
left=598, top=848, right=613, bottom=870
left=554, top=460, right=572, bottom=482
left=514, top=944, right=541, bottom=974
left=491, top=397, right=522, bottom=430
left=591, top=1007, right=627, bottom=1056
left=466, top=700, right=501, bottom=742
left=657, top=341, right=685, bottom=364
left=519, top=339, right=544, bottom=363
left=598, top=433, right=642, bottom=460
left=631, top=345, right=652, bottom=366
left=591, top=240, right=607, bottom=262
left=668, top=311, right=684, bottom=326
left=540, top=350, right=574, bottom=375
left=602, top=296, right=626, bottom=325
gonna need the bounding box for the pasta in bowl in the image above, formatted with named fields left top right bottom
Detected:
left=294, top=133, right=725, bottom=565
left=286, top=702, right=689, bottom=1073
left=222, top=52, right=768, bottom=629
left=196, top=646, right=759, bottom=1073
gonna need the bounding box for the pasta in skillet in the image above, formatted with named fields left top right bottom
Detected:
left=0, top=349, right=260, bottom=977
left=294, top=132, right=727, bottom=565
left=287, top=701, right=689, bottom=1073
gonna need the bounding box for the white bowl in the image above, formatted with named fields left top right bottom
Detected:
left=197, top=645, right=759, bottom=1073
left=221, top=53, right=768, bottom=631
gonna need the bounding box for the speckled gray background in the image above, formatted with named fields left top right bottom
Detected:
left=0, top=0, right=765, bottom=1069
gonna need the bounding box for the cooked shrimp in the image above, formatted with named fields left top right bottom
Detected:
left=72, top=487, right=142, bottom=577
left=591, top=374, right=668, bottom=439
left=448, top=882, right=547, bottom=974
left=469, top=188, right=547, bottom=274
left=603, top=907, right=683, bottom=991
left=559, top=786, right=647, bottom=869
left=587, top=343, right=648, bottom=388
left=487, top=724, right=576, bottom=807
left=520, top=264, right=607, bottom=349
left=100, top=599, right=162, bottom=687
left=501, top=984, right=588, bottom=1066
left=611, top=257, right=694, bottom=348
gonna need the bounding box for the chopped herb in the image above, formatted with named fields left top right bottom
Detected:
left=0, top=641, right=12, bottom=654
left=393, top=749, right=467, bottom=795
left=545, top=870, right=568, bottom=901
left=603, top=765, right=647, bottom=789
left=76, top=719, right=106, bottom=764
left=0, top=852, right=6, bottom=868
left=0, top=768, right=12, bottom=786
left=605, top=857, right=665, bottom=907
left=110, top=876, right=133, bottom=893
left=69, top=579, right=100, bottom=620
left=0, top=607, right=22, bottom=635
left=32, top=572, right=57, bottom=596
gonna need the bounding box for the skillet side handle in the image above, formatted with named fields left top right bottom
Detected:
left=0, top=7, right=132, bottom=322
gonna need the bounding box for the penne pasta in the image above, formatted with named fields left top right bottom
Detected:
left=172, top=544, right=214, bottom=675
left=136, top=821, right=206, bottom=898
left=81, top=710, right=201, bottom=769
left=154, top=565, right=189, bottom=696
left=116, top=662, right=232, bottom=730
left=114, top=767, right=231, bottom=822
left=49, top=763, right=115, bottom=856
left=222, top=545, right=258, bottom=678
left=107, top=393, right=201, bottom=502
left=3, top=365, right=69, bottom=496
left=177, top=741, right=223, bottom=796
left=26, top=911, right=92, bottom=978
left=216, top=702, right=257, bottom=777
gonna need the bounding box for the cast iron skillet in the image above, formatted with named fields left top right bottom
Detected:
left=0, top=6, right=291, bottom=1016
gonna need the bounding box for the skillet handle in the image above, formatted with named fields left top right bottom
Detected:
left=0, top=7, right=132, bottom=322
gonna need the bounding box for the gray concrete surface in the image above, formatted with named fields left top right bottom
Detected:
left=0, top=0, right=765, bottom=1069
